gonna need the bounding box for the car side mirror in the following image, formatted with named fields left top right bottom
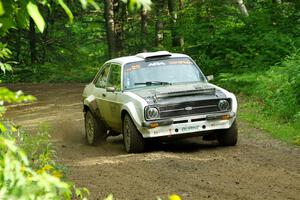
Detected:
left=206, top=75, right=214, bottom=82
left=106, top=86, right=115, bottom=93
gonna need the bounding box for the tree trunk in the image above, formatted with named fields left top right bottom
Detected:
left=140, top=8, right=148, bottom=52
left=29, top=17, right=37, bottom=64
left=104, top=0, right=116, bottom=58
left=178, top=0, right=184, bottom=49
left=113, top=0, right=125, bottom=57
left=168, top=0, right=178, bottom=47
left=179, top=0, right=184, bottom=9
left=155, top=0, right=164, bottom=47
left=236, top=0, right=249, bottom=17
left=168, top=0, right=184, bottom=49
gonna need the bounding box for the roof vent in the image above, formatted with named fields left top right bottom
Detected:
left=135, top=51, right=172, bottom=60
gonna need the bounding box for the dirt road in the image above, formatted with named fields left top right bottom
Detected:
left=4, top=84, right=300, bottom=200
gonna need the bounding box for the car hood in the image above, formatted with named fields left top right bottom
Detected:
left=130, top=83, right=227, bottom=105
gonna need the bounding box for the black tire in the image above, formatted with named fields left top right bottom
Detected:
left=84, top=111, right=106, bottom=145
left=123, top=114, right=144, bottom=153
left=217, top=121, right=238, bottom=146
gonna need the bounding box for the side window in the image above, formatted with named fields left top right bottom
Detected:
left=95, top=64, right=110, bottom=88
left=107, top=64, right=121, bottom=91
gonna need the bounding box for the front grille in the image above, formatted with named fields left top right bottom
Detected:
left=156, top=88, right=215, bottom=98
left=159, top=99, right=231, bottom=118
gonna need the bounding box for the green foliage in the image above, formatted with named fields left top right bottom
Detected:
left=0, top=135, right=72, bottom=199
left=0, top=88, right=35, bottom=105
left=7, top=0, right=299, bottom=83
left=179, top=0, right=300, bottom=75
left=4, top=124, right=57, bottom=169
left=0, top=9, right=90, bottom=196
left=26, top=1, right=45, bottom=32
left=1, top=117, right=89, bottom=199
left=0, top=0, right=99, bottom=35
left=0, top=121, right=93, bottom=199
left=123, top=0, right=152, bottom=11
left=218, top=51, right=300, bottom=121
left=12, top=16, right=105, bottom=82
left=58, top=0, right=74, bottom=23
left=0, top=43, right=13, bottom=74
left=0, top=88, right=35, bottom=132
left=218, top=51, right=300, bottom=143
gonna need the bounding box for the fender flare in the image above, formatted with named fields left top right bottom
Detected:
left=121, top=102, right=143, bottom=130
left=83, top=95, right=99, bottom=117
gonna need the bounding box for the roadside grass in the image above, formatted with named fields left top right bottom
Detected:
left=238, top=96, right=300, bottom=146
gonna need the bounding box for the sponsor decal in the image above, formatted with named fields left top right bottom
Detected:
left=168, top=60, right=193, bottom=65
left=126, top=64, right=141, bottom=72
left=148, top=62, right=166, bottom=67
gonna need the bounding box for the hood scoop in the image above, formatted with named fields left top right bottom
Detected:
left=155, top=84, right=216, bottom=98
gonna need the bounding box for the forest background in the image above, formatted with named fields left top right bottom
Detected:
left=3, top=0, right=298, bottom=142
left=0, top=0, right=299, bottom=143
left=0, top=0, right=299, bottom=198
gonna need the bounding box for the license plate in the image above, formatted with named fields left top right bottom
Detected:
left=181, top=125, right=201, bottom=133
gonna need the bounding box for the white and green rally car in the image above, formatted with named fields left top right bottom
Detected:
left=82, top=51, right=238, bottom=153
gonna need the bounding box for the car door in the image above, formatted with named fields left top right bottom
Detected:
left=104, top=63, right=123, bottom=131
left=93, top=63, right=111, bottom=124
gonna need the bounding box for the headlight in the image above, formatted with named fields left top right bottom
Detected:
left=145, top=107, right=160, bottom=120
left=218, top=99, right=230, bottom=111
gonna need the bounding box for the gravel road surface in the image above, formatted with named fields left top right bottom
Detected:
left=5, top=84, right=300, bottom=200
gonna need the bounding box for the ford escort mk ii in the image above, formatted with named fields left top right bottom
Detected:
left=82, top=51, right=238, bottom=153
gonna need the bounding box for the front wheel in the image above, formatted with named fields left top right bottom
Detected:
left=123, top=114, right=144, bottom=153
left=217, top=121, right=238, bottom=146
left=84, top=111, right=106, bottom=145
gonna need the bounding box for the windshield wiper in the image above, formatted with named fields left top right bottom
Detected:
left=134, top=81, right=172, bottom=86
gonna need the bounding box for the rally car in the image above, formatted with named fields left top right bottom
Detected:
left=82, top=51, right=238, bottom=153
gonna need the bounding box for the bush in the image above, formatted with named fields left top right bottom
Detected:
left=218, top=51, right=300, bottom=123
left=0, top=136, right=72, bottom=199
left=0, top=121, right=90, bottom=200
left=2, top=123, right=65, bottom=174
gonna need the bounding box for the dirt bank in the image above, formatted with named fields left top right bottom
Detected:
left=4, top=84, right=300, bottom=200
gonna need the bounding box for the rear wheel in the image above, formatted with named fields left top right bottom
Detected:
left=217, top=121, right=238, bottom=146
left=84, top=111, right=106, bottom=145
left=123, top=114, right=144, bottom=153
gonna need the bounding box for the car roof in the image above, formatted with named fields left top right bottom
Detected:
left=107, top=51, right=190, bottom=65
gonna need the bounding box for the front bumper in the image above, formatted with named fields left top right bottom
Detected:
left=139, top=112, right=236, bottom=138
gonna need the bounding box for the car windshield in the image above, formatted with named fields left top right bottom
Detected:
left=124, top=57, right=206, bottom=90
